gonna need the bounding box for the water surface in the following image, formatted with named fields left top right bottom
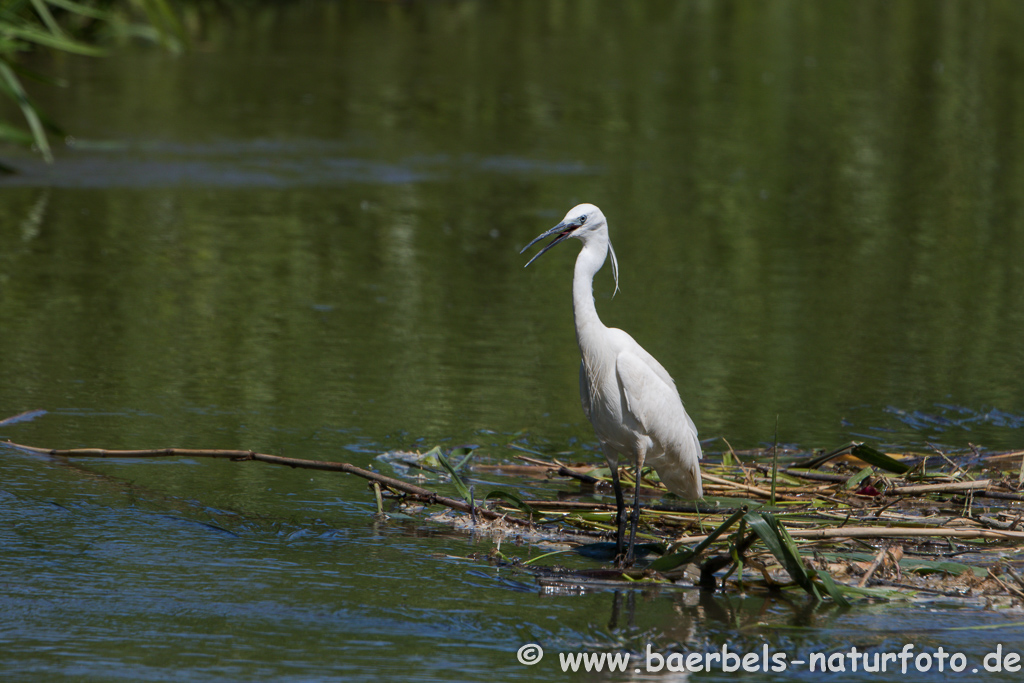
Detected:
left=3, top=1, right=1024, bottom=680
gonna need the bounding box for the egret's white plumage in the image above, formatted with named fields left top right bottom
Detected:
left=521, top=203, right=703, bottom=564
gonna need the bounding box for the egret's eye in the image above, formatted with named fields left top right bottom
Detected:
left=578, top=215, right=587, bottom=225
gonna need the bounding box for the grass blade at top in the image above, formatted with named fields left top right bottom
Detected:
left=29, top=0, right=63, bottom=36
left=0, top=60, right=51, bottom=162
left=1, top=23, right=105, bottom=56
left=43, top=0, right=108, bottom=20
left=138, top=0, right=188, bottom=51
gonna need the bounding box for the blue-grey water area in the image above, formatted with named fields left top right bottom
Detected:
left=3, top=1, right=1024, bottom=681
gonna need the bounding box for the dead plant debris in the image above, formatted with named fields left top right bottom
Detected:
left=6, top=434, right=1024, bottom=606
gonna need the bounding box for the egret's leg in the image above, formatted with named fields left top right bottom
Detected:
left=624, top=450, right=646, bottom=566
left=603, top=445, right=626, bottom=559
left=609, top=466, right=626, bottom=556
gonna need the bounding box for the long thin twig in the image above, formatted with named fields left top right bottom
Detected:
left=2, top=441, right=534, bottom=527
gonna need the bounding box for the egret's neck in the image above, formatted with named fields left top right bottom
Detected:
left=572, top=235, right=609, bottom=349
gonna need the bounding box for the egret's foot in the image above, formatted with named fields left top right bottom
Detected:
left=609, top=543, right=660, bottom=568
left=622, top=535, right=638, bottom=567
left=612, top=536, right=627, bottom=568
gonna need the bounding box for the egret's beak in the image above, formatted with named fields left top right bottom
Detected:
left=520, top=220, right=580, bottom=268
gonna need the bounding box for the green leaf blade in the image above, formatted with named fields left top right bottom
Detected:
left=851, top=444, right=911, bottom=474
left=435, top=448, right=472, bottom=503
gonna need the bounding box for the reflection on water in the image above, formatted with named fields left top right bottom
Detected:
left=1, top=1, right=1020, bottom=453
left=2, top=1, right=1024, bottom=680
left=0, top=144, right=597, bottom=188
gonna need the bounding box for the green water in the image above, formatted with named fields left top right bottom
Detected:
left=3, top=1, right=1024, bottom=680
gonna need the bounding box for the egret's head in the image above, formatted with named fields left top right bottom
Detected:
left=520, top=203, right=619, bottom=295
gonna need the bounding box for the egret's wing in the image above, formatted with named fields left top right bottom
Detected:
left=615, top=351, right=703, bottom=498
left=578, top=360, right=593, bottom=421
left=615, top=351, right=686, bottom=438
left=607, top=327, right=676, bottom=391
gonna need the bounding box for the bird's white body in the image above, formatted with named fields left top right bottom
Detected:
left=522, top=203, right=703, bottom=563
left=567, top=207, right=703, bottom=500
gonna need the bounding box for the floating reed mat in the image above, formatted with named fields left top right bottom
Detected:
left=7, top=433, right=1024, bottom=605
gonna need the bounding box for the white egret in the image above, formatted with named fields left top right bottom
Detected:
left=521, top=203, right=703, bottom=565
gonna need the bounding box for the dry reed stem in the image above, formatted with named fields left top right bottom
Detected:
left=890, top=480, right=991, bottom=494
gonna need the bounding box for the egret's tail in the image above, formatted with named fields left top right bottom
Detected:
left=654, top=460, right=703, bottom=500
